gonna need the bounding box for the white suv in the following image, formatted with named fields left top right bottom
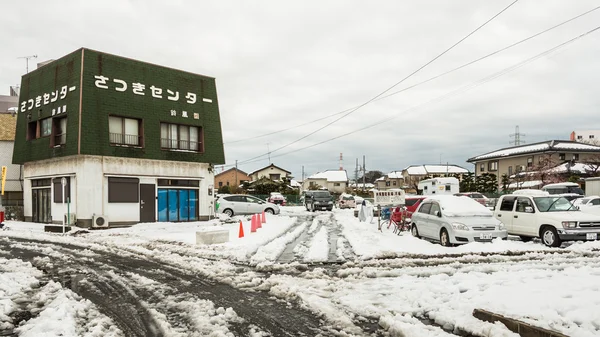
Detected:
left=494, top=191, right=600, bottom=247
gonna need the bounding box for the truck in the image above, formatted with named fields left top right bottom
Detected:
left=417, top=177, right=459, bottom=196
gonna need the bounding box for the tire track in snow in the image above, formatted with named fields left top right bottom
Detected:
left=1, top=237, right=331, bottom=337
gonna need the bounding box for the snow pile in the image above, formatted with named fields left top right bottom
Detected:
left=304, top=227, right=329, bottom=263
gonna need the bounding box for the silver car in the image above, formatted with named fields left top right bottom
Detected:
left=411, top=195, right=507, bottom=246
left=216, top=194, right=280, bottom=217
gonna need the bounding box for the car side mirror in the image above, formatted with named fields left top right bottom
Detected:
left=525, top=206, right=534, bottom=213
left=434, top=210, right=441, bottom=217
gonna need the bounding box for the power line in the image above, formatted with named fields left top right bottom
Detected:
left=224, top=4, right=599, bottom=146
left=227, top=25, right=600, bottom=169
left=233, top=0, right=519, bottom=165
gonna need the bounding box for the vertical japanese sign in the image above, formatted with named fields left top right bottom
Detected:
left=1, top=166, right=6, bottom=196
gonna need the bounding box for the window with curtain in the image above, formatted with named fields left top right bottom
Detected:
left=160, top=123, right=202, bottom=152
left=109, top=116, right=141, bottom=146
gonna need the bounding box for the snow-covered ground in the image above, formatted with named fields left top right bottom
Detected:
left=2, top=206, right=600, bottom=336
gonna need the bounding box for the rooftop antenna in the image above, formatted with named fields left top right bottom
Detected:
left=18, top=55, right=38, bottom=73
left=509, top=125, right=526, bottom=146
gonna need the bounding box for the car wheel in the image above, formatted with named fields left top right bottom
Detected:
left=540, top=226, right=561, bottom=247
left=223, top=209, right=234, bottom=217
left=265, top=208, right=274, bottom=214
left=440, top=228, right=452, bottom=247
left=411, top=224, right=420, bottom=238
left=519, top=236, right=532, bottom=242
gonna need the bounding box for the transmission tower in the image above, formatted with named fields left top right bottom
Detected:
left=509, top=125, right=526, bottom=146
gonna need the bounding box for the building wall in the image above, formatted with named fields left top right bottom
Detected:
left=473, top=152, right=600, bottom=187
left=214, top=169, right=250, bottom=188
left=326, top=181, right=347, bottom=194
left=0, top=141, right=22, bottom=192
left=14, top=48, right=225, bottom=165
left=571, top=130, right=600, bottom=143
left=23, top=155, right=212, bottom=226
left=251, top=167, right=290, bottom=181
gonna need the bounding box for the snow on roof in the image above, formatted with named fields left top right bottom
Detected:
left=508, top=180, right=543, bottom=189
left=553, top=142, right=600, bottom=150
left=290, top=179, right=302, bottom=187
left=405, top=165, right=469, bottom=175
left=426, top=195, right=492, bottom=217
left=548, top=162, right=595, bottom=174
left=387, top=171, right=403, bottom=179
left=307, top=170, right=348, bottom=182
left=469, top=140, right=600, bottom=161
left=375, top=177, right=386, bottom=181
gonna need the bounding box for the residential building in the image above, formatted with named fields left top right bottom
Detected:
left=402, top=164, right=470, bottom=193
left=375, top=171, right=405, bottom=190
left=570, top=130, right=600, bottom=144
left=214, top=168, right=250, bottom=190
left=248, top=164, right=292, bottom=182
left=0, top=110, right=23, bottom=214
left=13, top=48, right=225, bottom=227
left=467, top=140, right=600, bottom=189
left=303, top=170, right=348, bottom=194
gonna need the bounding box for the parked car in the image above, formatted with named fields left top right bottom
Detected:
left=267, top=192, right=286, bottom=206
left=454, top=192, right=489, bottom=206
left=541, top=182, right=584, bottom=196
left=411, top=195, right=507, bottom=246
left=494, top=191, right=600, bottom=247
left=337, top=194, right=356, bottom=209
left=403, top=196, right=427, bottom=222
left=216, top=194, right=280, bottom=217
left=573, top=195, right=600, bottom=209
left=305, top=190, right=334, bottom=211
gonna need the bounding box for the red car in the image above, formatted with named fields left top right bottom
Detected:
left=403, top=196, right=427, bottom=220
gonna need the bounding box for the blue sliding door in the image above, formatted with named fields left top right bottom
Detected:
left=157, top=188, right=199, bottom=222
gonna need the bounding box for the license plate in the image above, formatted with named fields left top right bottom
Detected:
left=480, top=233, right=493, bottom=240
left=586, top=233, right=598, bottom=240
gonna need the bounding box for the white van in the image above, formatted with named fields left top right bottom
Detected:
left=418, top=177, right=459, bottom=196
left=541, top=182, right=584, bottom=196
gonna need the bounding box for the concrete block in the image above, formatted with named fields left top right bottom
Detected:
left=196, top=229, right=229, bottom=245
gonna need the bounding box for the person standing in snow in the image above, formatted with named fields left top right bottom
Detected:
left=358, top=200, right=367, bottom=222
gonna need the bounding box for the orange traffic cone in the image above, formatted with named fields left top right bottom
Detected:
left=250, top=215, right=257, bottom=233
left=238, top=220, right=245, bottom=238
left=261, top=211, right=267, bottom=224
left=257, top=213, right=262, bottom=229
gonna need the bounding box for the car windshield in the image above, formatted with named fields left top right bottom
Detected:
left=313, top=191, right=330, bottom=198
left=533, top=196, right=577, bottom=212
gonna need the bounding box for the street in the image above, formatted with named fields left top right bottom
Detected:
left=1, top=208, right=600, bottom=336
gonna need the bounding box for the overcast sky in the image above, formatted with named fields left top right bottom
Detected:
left=2, top=0, right=600, bottom=181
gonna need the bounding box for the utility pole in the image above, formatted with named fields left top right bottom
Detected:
left=355, top=158, right=359, bottom=189
left=509, top=125, right=526, bottom=146
left=301, top=166, right=305, bottom=191
left=18, top=55, right=38, bottom=73
left=362, top=155, right=366, bottom=192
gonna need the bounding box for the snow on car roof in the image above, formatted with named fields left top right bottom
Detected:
left=511, top=189, right=550, bottom=196
left=426, top=195, right=492, bottom=216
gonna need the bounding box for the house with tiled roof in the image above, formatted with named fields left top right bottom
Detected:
left=248, top=164, right=292, bottom=182
left=302, top=170, right=348, bottom=194
left=375, top=171, right=406, bottom=190
left=467, top=140, right=600, bottom=188
left=214, top=167, right=250, bottom=191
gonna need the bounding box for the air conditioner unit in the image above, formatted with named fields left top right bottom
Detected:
left=92, top=215, right=109, bottom=228
left=64, top=213, right=77, bottom=225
